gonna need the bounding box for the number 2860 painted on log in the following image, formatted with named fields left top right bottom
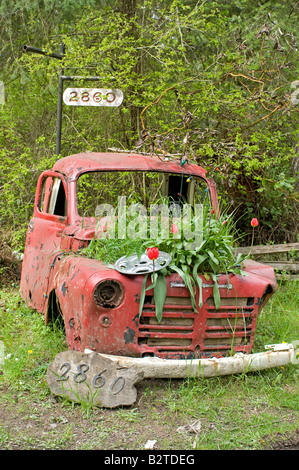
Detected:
left=46, top=351, right=143, bottom=407
left=63, top=88, right=124, bottom=107
left=57, top=362, right=125, bottom=395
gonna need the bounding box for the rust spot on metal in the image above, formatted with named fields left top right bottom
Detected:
left=124, top=327, right=136, bottom=344
left=61, top=282, right=67, bottom=297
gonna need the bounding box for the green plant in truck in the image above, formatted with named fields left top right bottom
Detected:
left=81, top=199, right=248, bottom=322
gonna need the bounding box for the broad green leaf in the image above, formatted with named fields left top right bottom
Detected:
left=170, top=264, right=198, bottom=313
left=192, top=263, right=203, bottom=308
left=210, top=273, right=220, bottom=310
left=154, top=273, right=167, bottom=323
left=146, top=271, right=158, bottom=291
left=139, top=273, right=149, bottom=318
left=208, top=250, right=219, bottom=265
left=194, top=254, right=208, bottom=266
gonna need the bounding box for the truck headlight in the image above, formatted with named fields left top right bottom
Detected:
left=93, top=280, right=124, bottom=308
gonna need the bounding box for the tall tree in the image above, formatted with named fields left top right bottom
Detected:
left=0, top=0, right=298, bottom=246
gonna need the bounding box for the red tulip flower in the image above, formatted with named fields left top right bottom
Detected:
left=249, top=218, right=259, bottom=256
left=147, top=247, right=159, bottom=261
left=171, top=223, right=179, bottom=234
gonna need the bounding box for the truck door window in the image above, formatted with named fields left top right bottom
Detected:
left=40, top=176, right=67, bottom=217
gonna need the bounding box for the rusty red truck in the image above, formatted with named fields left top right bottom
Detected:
left=20, top=152, right=277, bottom=359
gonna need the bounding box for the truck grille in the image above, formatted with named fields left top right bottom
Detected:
left=138, top=295, right=255, bottom=358
left=203, top=296, right=254, bottom=356
left=138, top=296, right=194, bottom=350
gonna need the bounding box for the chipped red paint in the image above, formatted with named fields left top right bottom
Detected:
left=20, top=152, right=277, bottom=359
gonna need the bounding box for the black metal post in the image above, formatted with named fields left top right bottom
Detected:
left=23, top=43, right=112, bottom=157
left=55, top=43, right=65, bottom=156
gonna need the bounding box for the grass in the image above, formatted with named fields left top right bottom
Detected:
left=254, top=278, right=299, bottom=348
left=0, top=280, right=298, bottom=450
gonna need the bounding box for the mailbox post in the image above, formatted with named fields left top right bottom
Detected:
left=22, top=43, right=120, bottom=156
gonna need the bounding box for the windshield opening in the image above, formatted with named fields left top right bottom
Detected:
left=77, top=171, right=210, bottom=219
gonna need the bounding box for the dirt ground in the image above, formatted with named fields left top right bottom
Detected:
left=264, top=430, right=299, bottom=450
left=0, top=378, right=298, bottom=451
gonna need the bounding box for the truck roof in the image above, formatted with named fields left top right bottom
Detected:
left=52, top=152, right=208, bottom=180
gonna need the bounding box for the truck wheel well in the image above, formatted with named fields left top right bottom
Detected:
left=47, top=290, right=65, bottom=331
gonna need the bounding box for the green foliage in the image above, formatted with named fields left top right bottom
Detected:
left=0, top=0, right=298, bottom=249
left=142, top=205, right=247, bottom=319
left=254, top=280, right=299, bottom=349
left=0, top=119, right=57, bottom=245
left=81, top=200, right=247, bottom=320
left=0, top=289, right=66, bottom=390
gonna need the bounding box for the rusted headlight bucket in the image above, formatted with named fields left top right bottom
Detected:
left=93, top=280, right=124, bottom=308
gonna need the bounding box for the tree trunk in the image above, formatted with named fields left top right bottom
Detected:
left=118, top=0, right=142, bottom=144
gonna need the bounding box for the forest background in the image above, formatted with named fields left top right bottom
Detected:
left=0, top=0, right=298, bottom=255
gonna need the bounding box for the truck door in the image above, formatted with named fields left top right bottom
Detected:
left=20, top=171, right=67, bottom=313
